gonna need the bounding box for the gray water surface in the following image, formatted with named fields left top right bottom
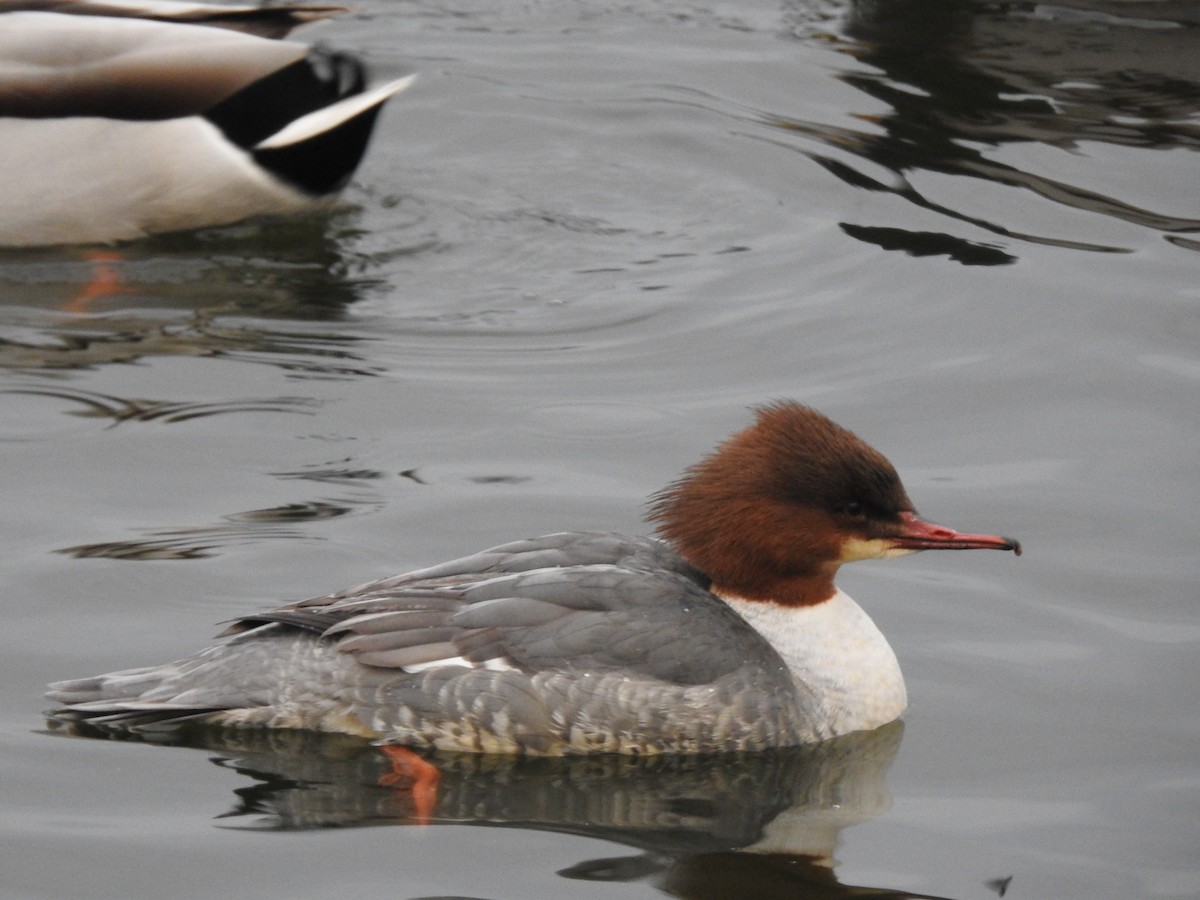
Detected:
left=2, top=2, right=1198, bottom=898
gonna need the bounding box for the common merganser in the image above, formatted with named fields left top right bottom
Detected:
left=47, top=402, right=1020, bottom=754
left=0, top=0, right=412, bottom=246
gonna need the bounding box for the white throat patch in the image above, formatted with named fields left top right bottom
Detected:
left=719, top=588, right=907, bottom=738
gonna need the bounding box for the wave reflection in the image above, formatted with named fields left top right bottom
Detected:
left=45, top=720, right=985, bottom=898
left=57, top=499, right=373, bottom=561
left=778, top=0, right=1200, bottom=257
left=1, top=386, right=317, bottom=426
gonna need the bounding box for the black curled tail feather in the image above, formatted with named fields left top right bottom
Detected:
left=205, top=48, right=365, bottom=149
left=251, top=101, right=385, bottom=195
left=204, top=49, right=383, bottom=195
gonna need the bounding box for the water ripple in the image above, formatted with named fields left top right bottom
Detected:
left=773, top=0, right=1200, bottom=255
left=57, top=500, right=370, bottom=561
left=1, top=387, right=318, bottom=427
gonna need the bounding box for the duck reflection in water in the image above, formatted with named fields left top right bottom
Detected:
left=56, top=719, right=968, bottom=899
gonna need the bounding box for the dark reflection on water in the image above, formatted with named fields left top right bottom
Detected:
left=0, top=386, right=317, bottom=425
left=779, top=0, right=1200, bottom=256
left=0, top=318, right=361, bottom=371
left=57, top=499, right=379, bottom=561
left=46, top=721, right=962, bottom=898
left=0, top=207, right=425, bottom=370
left=838, top=223, right=1016, bottom=265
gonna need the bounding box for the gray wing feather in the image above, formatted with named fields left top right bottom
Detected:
left=218, top=533, right=777, bottom=687
left=321, top=532, right=710, bottom=594
left=335, top=627, right=461, bottom=655
left=352, top=642, right=459, bottom=669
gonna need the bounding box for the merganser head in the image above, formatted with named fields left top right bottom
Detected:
left=649, top=401, right=1020, bottom=607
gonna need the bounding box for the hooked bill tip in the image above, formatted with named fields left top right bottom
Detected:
left=892, top=513, right=1021, bottom=556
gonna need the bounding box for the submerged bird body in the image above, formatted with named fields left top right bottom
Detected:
left=47, top=403, right=1020, bottom=754
left=0, top=0, right=411, bottom=246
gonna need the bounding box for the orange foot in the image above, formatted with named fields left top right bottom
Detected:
left=378, top=745, right=442, bottom=825
left=61, top=251, right=129, bottom=315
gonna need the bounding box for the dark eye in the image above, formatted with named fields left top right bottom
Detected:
left=841, top=502, right=865, bottom=518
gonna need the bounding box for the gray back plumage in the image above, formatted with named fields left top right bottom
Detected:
left=49, top=533, right=819, bottom=753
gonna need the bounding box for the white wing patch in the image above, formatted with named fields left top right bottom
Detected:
left=402, top=655, right=518, bottom=674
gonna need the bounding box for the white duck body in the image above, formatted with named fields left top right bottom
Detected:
left=0, top=3, right=411, bottom=246
left=2, top=113, right=316, bottom=246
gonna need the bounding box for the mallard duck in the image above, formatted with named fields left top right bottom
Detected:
left=0, top=0, right=413, bottom=246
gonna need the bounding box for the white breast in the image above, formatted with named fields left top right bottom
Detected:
left=721, top=588, right=907, bottom=738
